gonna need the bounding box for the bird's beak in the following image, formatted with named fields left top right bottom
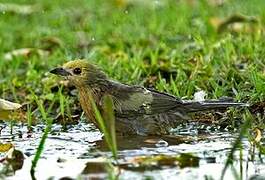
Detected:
left=50, top=67, right=72, bottom=76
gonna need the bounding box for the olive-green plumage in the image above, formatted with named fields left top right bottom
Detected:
left=50, top=59, right=246, bottom=135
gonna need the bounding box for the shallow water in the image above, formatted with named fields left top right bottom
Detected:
left=0, top=122, right=264, bottom=180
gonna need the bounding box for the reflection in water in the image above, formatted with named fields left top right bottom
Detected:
left=94, top=134, right=203, bottom=151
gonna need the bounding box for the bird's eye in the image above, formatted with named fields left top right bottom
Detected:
left=73, top=68, right=82, bottom=75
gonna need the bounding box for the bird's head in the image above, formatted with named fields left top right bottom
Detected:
left=50, top=59, right=108, bottom=88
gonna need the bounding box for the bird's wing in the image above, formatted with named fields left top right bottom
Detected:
left=100, top=82, right=247, bottom=117
left=105, top=83, right=183, bottom=116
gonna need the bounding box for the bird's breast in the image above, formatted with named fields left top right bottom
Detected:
left=78, top=87, right=100, bottom=125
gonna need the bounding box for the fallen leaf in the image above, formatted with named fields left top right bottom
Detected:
left=0, top=99, right=21, bottom=110
left=210, top=14, right=260, bottom=33
left=4, top=48, right=49, bottom=61
left=129, top=153, right=199, bottom=169
left=0, top=99, right=26, bottom=121
left=0, top=143, right=13, bottom=153
left=0, top=3, right=39, bottom=15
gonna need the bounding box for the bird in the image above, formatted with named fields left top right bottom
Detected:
left=50, top=59, right=247, bottom=136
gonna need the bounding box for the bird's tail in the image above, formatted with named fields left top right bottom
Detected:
left=181, top=99, right=248, bottom=113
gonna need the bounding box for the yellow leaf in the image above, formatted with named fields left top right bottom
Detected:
left=0, top=143, right=13, bottom=153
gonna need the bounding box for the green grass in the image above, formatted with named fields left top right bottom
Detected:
left=0, top=0, right=264, bottom=104
left=0, top=0, right=263, bottom=133
left=0, top=0, right=265, bottom=177
left=30, top=92, right=53, bottom=178
left=220, top=109, right=252, bottom=180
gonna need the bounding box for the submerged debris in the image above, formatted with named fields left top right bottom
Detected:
left=119, top=153, right=199, bottom=172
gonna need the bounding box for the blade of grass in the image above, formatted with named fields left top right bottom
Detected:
left=58, top=86, right=67, bottom=129
left=239, top=144, right=243, bottom=180
left=220, top=109, right=252, bottom=180
left=103, top=95, right=117, bottom=159
left=90, top=93, right=117, bottom=160
left=30, top=93, right=53, bottom=178
left=27, top=104, right=33, bottom=130
left=30, top=118, right=52, bottom=176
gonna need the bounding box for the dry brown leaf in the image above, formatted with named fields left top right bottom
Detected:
left=210, top=14, right=260, bottom=33
left=4, top=48, right=49, bottom=61
left=0, top=99, right=21, bottom=110
left=0, top=3, right=39, bottom=15
left=0, top=99, right=26, bottom=121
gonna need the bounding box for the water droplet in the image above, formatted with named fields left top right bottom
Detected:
left=124, top=10, right=128, bottom=14
left=91, top=37, right=95, bottom=41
